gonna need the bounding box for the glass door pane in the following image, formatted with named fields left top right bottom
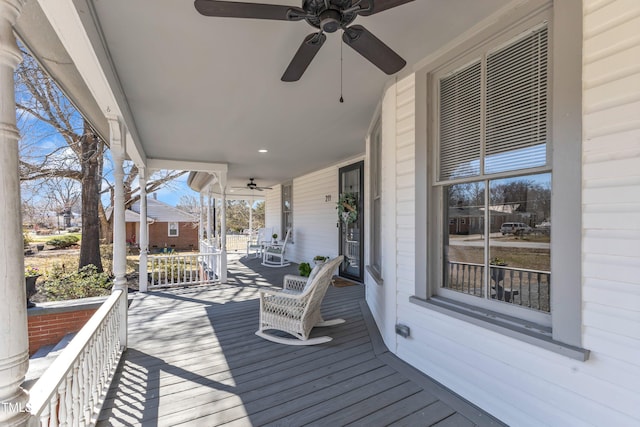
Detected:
left=339, top=161, right=364, bottom=281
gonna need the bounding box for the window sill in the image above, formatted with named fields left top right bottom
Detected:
left=409, top=296, right=590, bottom=361
left=366, top=265, right=383, bottom=286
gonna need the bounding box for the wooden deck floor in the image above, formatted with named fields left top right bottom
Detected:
left=98, top=255, right=505, bottom=426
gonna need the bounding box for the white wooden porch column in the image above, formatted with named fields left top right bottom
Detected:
left=0, top=1, right=29, bottom=424
left=198, top=192, right=204, bottom=244
left=138, top=166, right=148, bottom=292
left=108, top=117, right=128, bottom=348
left=219, top=173, right=227, bottom=282
left=206, top=190, right=213, bottom=246
left=248, top=198, right=253, bottom=233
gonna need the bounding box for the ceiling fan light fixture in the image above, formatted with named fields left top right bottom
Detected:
left=319, top=9, right=341, bottom=33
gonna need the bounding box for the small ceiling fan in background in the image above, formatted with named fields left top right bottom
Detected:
left=194, top=0, right=414, bottom=81
left=233, top=178, right=273, bottom=191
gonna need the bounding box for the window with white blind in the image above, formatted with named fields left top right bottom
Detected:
left=438, top=25, right=549, bottom=183
left=434, top=24, right=552, bottom=324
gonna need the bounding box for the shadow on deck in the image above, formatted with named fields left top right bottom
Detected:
left=98, top=255, right=505, bottom=426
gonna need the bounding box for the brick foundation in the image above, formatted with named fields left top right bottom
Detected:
left=27, top=297, right=106, bottom=355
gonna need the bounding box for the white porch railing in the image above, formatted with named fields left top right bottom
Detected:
left=225, top=234, right=250, bottom=251
left=27, top=290, right=126, bottom=426
left=148, top=252, right=220, bottom=289
left=199, top=238, right=219, bottom=254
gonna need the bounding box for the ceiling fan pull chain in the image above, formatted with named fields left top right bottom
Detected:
left=340, top=41, right=344, bottom=103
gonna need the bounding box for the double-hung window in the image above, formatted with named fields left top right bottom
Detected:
left=168, top=222, right=179, bottom=237
left=369, top=119, right=383, bottom=281
left=281, top=182, right=293, bottom=238
left=434, top=24, right=551, bottom=324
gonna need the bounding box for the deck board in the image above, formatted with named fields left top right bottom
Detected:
left=98, top=255, right=505, bottom=427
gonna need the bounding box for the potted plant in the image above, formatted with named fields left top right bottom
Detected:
left=313, top=255, right=329, bottom=266
left=25, top=266, right=41, bottom=308
left=298, top=262, right=312, bottom=277
left=272, top=233, right=278, bottom=244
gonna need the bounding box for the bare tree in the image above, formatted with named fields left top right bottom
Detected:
left=16, top=47, right=186, bottom=272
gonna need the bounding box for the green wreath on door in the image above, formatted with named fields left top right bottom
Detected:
left=337, top=193, right=358, bottom=224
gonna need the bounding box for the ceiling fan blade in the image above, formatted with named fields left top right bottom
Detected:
left=282, top=32, right=327, bottom=82
left=342, top=25, right=406, bottom=75
left=194, top=0, right=305, bottom=21
left=358, top=0, right=414, bottom=16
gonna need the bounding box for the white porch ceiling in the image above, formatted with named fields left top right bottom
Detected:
left=26, top=0, right=506, bottom=189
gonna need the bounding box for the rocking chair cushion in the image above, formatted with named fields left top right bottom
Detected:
left=303, top=264, right=322, bottom=291
left=265, top=247, right=283, bottom=255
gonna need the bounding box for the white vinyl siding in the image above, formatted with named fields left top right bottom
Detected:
left=581, top=0, right=640, bottom=419
left=365, top=74, right=414, bottom=351
left=288, top=168, right=340, bottom=264
left=395, top=74, right=417, bottom=320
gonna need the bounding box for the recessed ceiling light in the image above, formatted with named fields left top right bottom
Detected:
left=258, top=149, right=268, bottom=153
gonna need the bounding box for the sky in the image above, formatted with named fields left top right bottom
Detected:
left=151, top=174, right=194, bottom=206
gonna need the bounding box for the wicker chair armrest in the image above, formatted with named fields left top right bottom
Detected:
left=283, top=275, right=308, bottom=292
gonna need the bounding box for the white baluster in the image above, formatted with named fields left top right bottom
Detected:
left=89, top=336, right=100, bottom=417
left=57, top=377, right=68, bottom=426
left=71, top=358, right=81, bottom=426
left=49, top=392, right=59, bottom=427
left=40, top=403, right=51, bottom=427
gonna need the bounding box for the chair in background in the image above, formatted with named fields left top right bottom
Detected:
left=246, top=227, right=271, bottom=258
left=256, top=256, right=344, bottom=345
left=261, top=228, right=291, bottom=267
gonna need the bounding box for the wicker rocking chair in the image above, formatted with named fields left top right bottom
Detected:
left=256, top=255, right=345, bottom=345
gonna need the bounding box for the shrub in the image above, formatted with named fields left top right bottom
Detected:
left=46, top=235, right=80, bottom=249
left=40, top=264, right=112, bottom=301
left=298, top=262, right=312, bottom=278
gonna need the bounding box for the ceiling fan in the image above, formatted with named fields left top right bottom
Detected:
left=194, top=0, right=413, bottom=81
left=233, top=178, right=273, bottom=191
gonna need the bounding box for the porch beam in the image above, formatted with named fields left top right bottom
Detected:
left=0, top=1, right=29, bottom=424
left=108, top=116, right=128, bottom=348
left=146, top=158, right=227, bottom=174
left=138, top=166, right=149, bottom=292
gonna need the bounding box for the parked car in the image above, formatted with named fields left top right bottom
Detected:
left=500, top=222, right=532, bottom=235
left=536, top=221, right=551, bottom=230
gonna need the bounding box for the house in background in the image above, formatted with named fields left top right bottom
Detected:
left=124, top=197, right=198, bottom=252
